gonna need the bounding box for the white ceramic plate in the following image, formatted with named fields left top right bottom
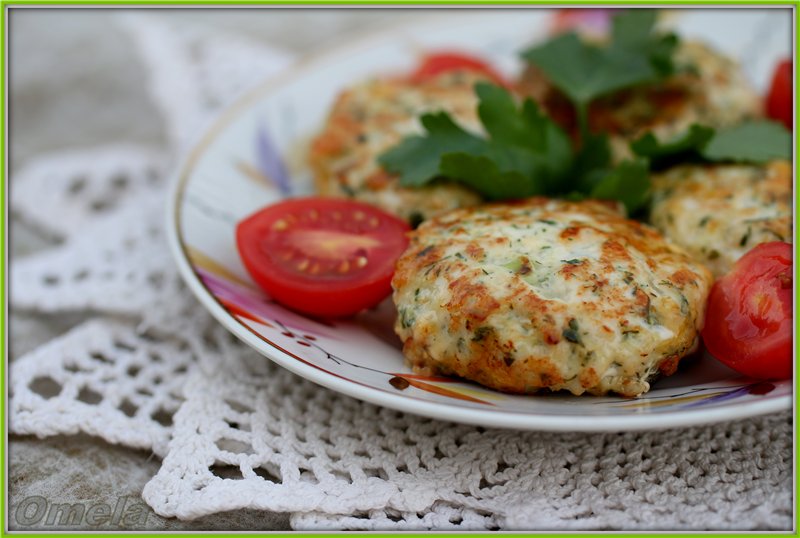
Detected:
left=168, top=9, right=793, bottom=431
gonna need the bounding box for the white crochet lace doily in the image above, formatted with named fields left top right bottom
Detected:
left=9, top=12, right=794, bottom=531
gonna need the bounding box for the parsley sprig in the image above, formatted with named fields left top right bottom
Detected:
left=380, top=84, right=571, bottom=199
left=379, top=10, right=672, bottom=214
left=377, top=9, right=791, bottom=217
left=378, top=82, right=651, bottom=213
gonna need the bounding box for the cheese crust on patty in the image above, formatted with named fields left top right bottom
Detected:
left=309, top=71, right=487, bottom=224
left=650, top=160, right=792, bottom=278
left=518, top=41, right=762, bottom=161
left=392, top=198, right=713, bottom=397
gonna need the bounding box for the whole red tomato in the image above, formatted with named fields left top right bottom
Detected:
left=766, top=59, right=792, bottom=131
left=701, top=242, right=793, bottom=380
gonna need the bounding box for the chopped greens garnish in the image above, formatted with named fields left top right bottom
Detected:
left=563, top=318, right=582, bottom=344
left=472, top=326, right=494, bottom=342
left=378, top=82, right=651, bottom=213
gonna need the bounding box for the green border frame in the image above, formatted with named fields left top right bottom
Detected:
left=0, top=0, right=798, bottom=4
left=1, top=2, right=797, bottom=536
left=1, top=1, right=798, bottom=3
left=1, top=0, right=5, bottom=536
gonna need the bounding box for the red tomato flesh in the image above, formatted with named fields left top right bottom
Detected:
left=766, top=59, right=792, bottom=131
left=410, top=51, right=507, bottom=86
left=701, top=242, right=793, bottom=380
left=236, top=197, right=410, bottom=318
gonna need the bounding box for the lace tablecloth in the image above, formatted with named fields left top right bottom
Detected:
left=9, top=11, right=794, bottom=531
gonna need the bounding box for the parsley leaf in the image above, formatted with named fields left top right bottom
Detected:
left=377, top=112, right=484, bottom=187
left=630, top=120, right=791, bottom=166
left=702, top=120, right=792, bottom=163
left=521, top=9, right=677, bottom=135
left=438, top=152, right=540, bottom=200
left=611, top=10, right=678, bottom=77
left=476, top=83, right=572, bottom=167
left=521, top=33, right=655, bottom=107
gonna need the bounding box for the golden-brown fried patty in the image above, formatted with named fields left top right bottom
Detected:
left=650, top=160, right=792, bottom=278
left=309, top=71, right=488, bottom=224
left=392, top=198, right=713, bottom=397
left=518, top=41, right=762, bottom=161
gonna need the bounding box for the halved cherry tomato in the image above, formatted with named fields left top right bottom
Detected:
left=701, top=242, right=793, bottom=380
left=409, top=51, right=507, bottom=86
left=766, top=59, right=792, bottom=131
left=236, top=197, right=410, bottom=318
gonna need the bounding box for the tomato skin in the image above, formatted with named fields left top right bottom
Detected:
left=409, top=52, right=507, bottom=86
left=701, top=242, right=793, bottom=380
left=236, top=197, right=410, bottom=318
left=766, top=59, right=792, bottom=131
